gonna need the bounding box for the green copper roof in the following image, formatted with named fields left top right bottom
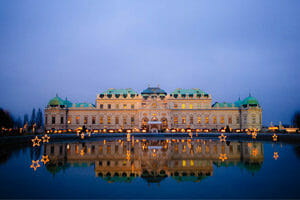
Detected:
left=73, top=103, right=95, bottom=108
left=234, top=97, right=243, bottom=107
left=63, top=98, right=73, bottom=107
left=100, top=88, right=137, bottom=95
left=242, top=95, right=259, bottom=106
left=171, top=88, right=208, bottom=95
left=141, top=87, right=167, bottom=96
left=48, top=94, right=65, bottom=106
left=212, top=102, right=235, bottom=108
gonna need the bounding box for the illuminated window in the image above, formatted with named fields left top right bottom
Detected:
left=189, top=104, right=193, bottom=109
left=206, top=146, right=209, bottom=153
left=228, top=116, right=232, bottom=124
left=183, top=145, right=186, bottom=152
left=123, top=116, right=127, bottom=125
left=107, top=145, right=111, bottom=154
left=131, top=104, right=134, bottom=109
left=182, top=160, right=186, bottom=167
left=99, top=116, right=103, bottom=124
left=84, top=116, right=88, bottom=124
left=92, top=116, right=96, bottom=124
left=197, top=117, right=201, bottom=124
left=174, top=104, right=178, bottom=109
left=76, top=116, right=80, bottom=124
left=175, top=144, right=178, bottom=152
left=115, top=116, right=119, bottom=124
left=182, top=104, right=186, bottom=109
left=68, top=116, right=71, bottom=124
left=190, top=116, right=193, bottom=124
left=131, top=117, right=134, bottom=124
left=220, top=116, right=224, bottom=124
left=214, top=145, right=217, bottom=153
left=108, top=104, right=111, bottom=109
left=123, top=104, right=127, bottom=109
left=190, top=160, right=194, bottom=166
left=174, top=116, right=178, bottom=124
left=52, top=116, right=55, bottom=124
left=205, top=117, right=209, bottom=124
left=222, top=145, right=225, bottom=153
left=213, top=116, right=216, bottom=124
left=107, top=116, right=111, bottom=124
left=182, top=116, right=186, bottom=124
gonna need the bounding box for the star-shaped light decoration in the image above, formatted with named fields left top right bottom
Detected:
left=252, top=132, right=257, bottom=139
left=252, top=148, right=258, bottom=157
left=273, top=152, right=279, bottom=160
left=81, top=133, right=85, bottom=139
left=272, top=134, right=278, bottom=142
left=218, top=134, right=227, bottom=142
left=42, top=134, right=50, bottom=143
left=30, top=160, right=40, bottom=171
left=80, top=149, right=85, bottom=157
left=41, top=155, right=49, bottom=164
left=219, top=153, right=228, bottom=162
left=32, top=136, right=41, bottom=147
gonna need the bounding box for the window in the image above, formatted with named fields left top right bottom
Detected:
left=76, top=116, right=80, bottom=124
left=131, top=117, right=134, bottom=124
left=182, top=104, right=186, bottom=109
left=213, top=116, right=216, bottom=124
left=116, top=104, right=119, bottom=109
left=174, top=116, right=178, bottom=124
left=205, top=117, right=209, bottom=124
left=123, top=104, right=127, bottom=109
left=182, top=160, right=186, bottom=167
left=84, top=116, right=88, bottom=124
left=68, top=116, right=71, bottom=124
left=228, top=116, right=232, bottom=124
left=107, top=145, right=111, bottom=154
left=197, top=117, right=201, bottom=124
left=252, top=114, right=256, bottom=124
left=45, top=116, right=48, bottom=124
left=131, top=104, right=134, bottom=109
left=115, top=116, right=119, bottom=124
left=107, top=116, right=111, bottom=124
left=123, top=116, right=127, bottom=125
left=60, top=116, right=64, bottom=124
left=174, top=104, right=178, bottom=109
left=236, top=116, right=240, bottom=124
left=52, top=116, right=55, bottom=124
left=182, top=116, right=186, bottom=124
left=190, top=116, right=193, bottom=124
left=108, top=104, right=111, bottom=109
left=99, top=145, right=103, bottom=153
left=220, top=116, right=224, bottom=124
left=100, top=104, right=103, bottom=109
left=189, top=104, right=193, bottom=109
left=99, top=116, right=103, bottom=124
left=92, top=116, right=96, bottom=124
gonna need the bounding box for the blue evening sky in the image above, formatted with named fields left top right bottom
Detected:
left=0, top=0, right=299, bottom=125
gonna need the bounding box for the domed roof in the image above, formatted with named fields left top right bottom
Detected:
left=63, top=97, right=73, bottom=107
left=48, top=94, right=64, bottom=106
left=242, top=95, right=259, bottom=106
left=234, top=97, right=243, bottom=107
left=141, top=87, right=167, bottom=96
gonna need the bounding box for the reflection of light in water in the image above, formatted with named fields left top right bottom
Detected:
left=30, top=160, right=40, bottom=171
left=272, top=134, right=278, bottom=142
left=273, top=152, right=279, bottom=160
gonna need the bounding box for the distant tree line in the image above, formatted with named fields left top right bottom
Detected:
left=293, top=112, right=300, bottom=128
left=0, top=107, right=44, bottom=131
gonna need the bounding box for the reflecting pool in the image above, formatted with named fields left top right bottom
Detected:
left=0, top=137, right=300, bottom=198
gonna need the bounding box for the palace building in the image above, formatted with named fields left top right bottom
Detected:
left=44, top=87, right=262, bottom=132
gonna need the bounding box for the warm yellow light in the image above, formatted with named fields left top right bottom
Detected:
left=32, top=136, right=41, bottom=147
left=30, top=160, right=40, bottom=171
left=41, top=155, right=49, bottom=164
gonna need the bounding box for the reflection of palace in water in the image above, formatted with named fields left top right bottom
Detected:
left=44, top=139, right=264, bottom=183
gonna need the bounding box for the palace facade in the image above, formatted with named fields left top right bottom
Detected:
left=44, top=87, right=262, bottom=131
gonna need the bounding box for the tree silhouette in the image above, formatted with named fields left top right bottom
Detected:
left=36, top=108, right=43, bottom=129
left=0, top=108, right=14, bottom=128
left=23, top=114, right=29, bottom=126
left=292, top=112, right=300, bottom=128
left=30, top=108, right=36, bottom=127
